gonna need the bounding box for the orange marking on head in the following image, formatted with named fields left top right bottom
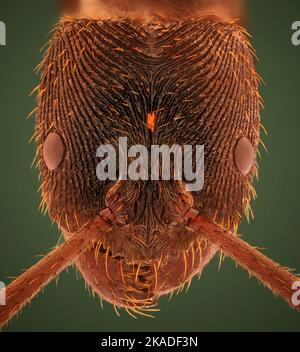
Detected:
left=147, top=112, right=156, bottom=132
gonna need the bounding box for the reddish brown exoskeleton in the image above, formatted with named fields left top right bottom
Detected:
left=0, top=0, right=299, bottom=327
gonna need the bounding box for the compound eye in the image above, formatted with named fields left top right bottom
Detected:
left=43, top=132, right=65, bottom=171
left=234, top=137, right=255, bottom=176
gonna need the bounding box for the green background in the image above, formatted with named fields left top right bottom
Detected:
left=0, top=0, right=300, bottom=332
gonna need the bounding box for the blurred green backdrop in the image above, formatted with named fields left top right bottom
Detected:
left=0, top=0, right=300, bottom=332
